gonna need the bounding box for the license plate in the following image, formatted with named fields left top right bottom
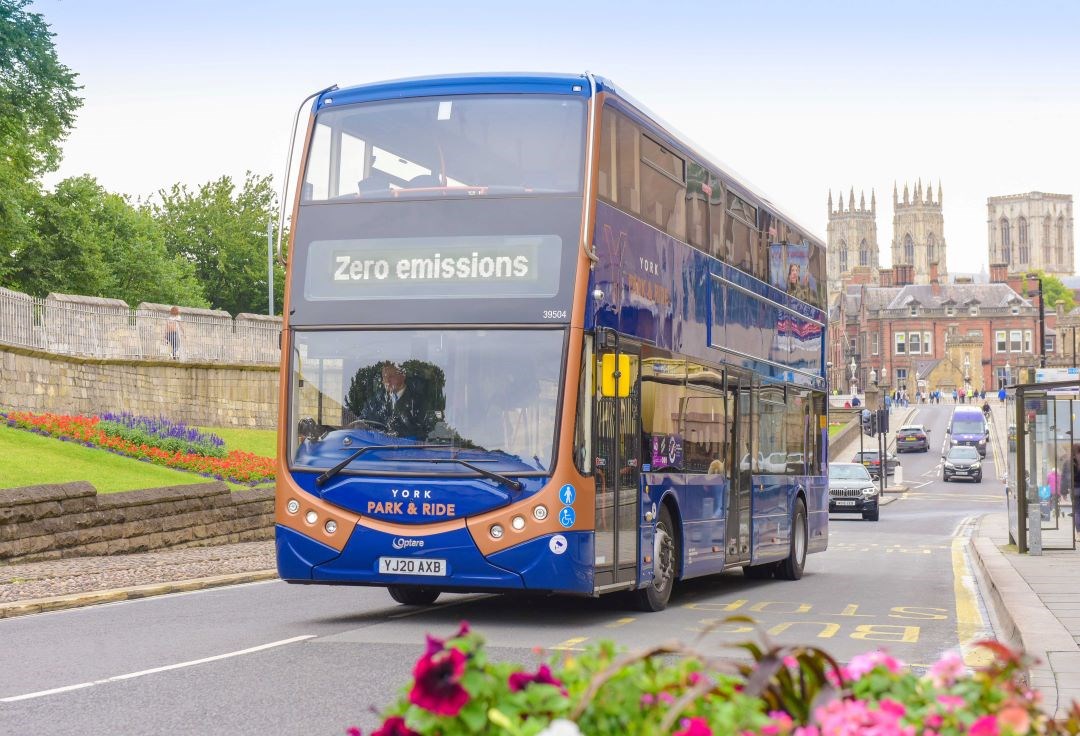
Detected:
left=834, top=500, right=857, bottom=506
left=379, top=557, right=447, bottom=576
left=904, top=436, right=916, bottom=440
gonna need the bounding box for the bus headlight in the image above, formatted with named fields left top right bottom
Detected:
left=490, top=524, right=504, bottom=539
left=286, top=499, right=300, bottom=514
left=511, top=516, right=526, bottom=531
left=324, top=520, right=337, bottom=534
left=305, top=510, right=318, bottom=525
left=533, top=505, right=548, bottom=521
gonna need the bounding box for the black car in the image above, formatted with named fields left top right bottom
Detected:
left=851, top=450, right=899, bottom=479
left=895, top=424, right=929, bottom=453
left=828, top=462, right=880, bottom=521
left=943, top=446, right=983, bottom=483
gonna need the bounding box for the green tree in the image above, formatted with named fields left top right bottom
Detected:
left=153, top=172, right=284, bottom=315
left=14, top=175, right=207, bottom=306
left=0, top=0, right=82, bottom=282
left=1029, top=270, right=1075, bottom=313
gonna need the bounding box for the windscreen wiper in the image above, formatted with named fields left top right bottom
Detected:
left=315, top=444, right=452, bottom=486
left=411, top=458, right=524, bottom=492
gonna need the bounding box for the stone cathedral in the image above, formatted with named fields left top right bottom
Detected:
left=827, top=180, right=947, bottom=292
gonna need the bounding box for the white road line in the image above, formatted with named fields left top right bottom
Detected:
left=1, top=635, right=315, bottom=703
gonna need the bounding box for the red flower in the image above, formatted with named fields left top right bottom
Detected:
left=371, top=717, right=419, bottom=736
left=408, top=647, right=470, bottom=716
left=423, top=622, right=471, bottom=657
left=675, top=717, right=713, bottom=736
left=508, top=664, right=566, bottom=694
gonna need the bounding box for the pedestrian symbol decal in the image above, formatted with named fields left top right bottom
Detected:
left=549, top=534, right=568, bottom=555
left=558, top=507, right=576, bottom=528
left=559, top=484, right=576, bottom=505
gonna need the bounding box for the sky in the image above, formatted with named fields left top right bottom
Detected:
left=33, top=0, right=1080, bottom=275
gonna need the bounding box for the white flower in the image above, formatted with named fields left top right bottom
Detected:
left=537, top=719, right=584, bottom=736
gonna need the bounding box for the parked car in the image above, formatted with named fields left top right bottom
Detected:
left=943, top=445, right=983, bottom=483
left=851, top=449, right=899, bottom=479
left=828, top=462, right=880, bottom=521
left=895, top=424, right=929, bottom=453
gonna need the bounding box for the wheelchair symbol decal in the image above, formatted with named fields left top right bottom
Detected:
left=558, top=507, right=576, bottom=528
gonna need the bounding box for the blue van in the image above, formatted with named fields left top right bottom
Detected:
left=944, top=406, right=988, bottom=457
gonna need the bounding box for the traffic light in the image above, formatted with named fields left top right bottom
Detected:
left=877, top=408, right=889, bottom=435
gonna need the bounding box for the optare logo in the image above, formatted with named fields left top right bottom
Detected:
left=392, top=537, right=424, bottom=550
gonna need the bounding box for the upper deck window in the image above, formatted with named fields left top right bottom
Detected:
left=302, top=95, right=585, bottom=202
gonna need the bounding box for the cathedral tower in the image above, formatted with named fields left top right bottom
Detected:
left=891, top=179, right=947, bottom=285
left=827, top=187, right=879, bottom=292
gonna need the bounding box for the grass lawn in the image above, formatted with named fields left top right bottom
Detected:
left=828, top=423, right=849, bottom=439
left=198, top=426, right=277, bottom=458
left=0, top=423, right=209, bottom=493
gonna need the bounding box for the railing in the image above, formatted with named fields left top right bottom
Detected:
left=0, top=288, right=280, bottom=365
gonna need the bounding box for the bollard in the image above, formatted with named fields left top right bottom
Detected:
left=893, top=464, right=903, bottom=487
left=1027, top=485, right=1043, bottom=555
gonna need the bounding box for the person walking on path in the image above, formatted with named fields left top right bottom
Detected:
left=998, top=386, right=1007, bottom=404
left=164, top=306, right=184, bottom=359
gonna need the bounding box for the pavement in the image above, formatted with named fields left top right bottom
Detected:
left=1, top=401, right=1077, bottom=720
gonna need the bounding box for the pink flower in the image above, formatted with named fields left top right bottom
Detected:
left=371, top=717, right=419, bottom=736
left=936, top=695, right=965, bottom=711
left=508, top=664, right=566, bottom=695
left=928, top=650, right=966, bottom=687
left=640, top=693, right=656, bottom=706
left=687, top=671, right=703, bottom=686
left=969, top=715, right=1000, bottom=736
left=845, top=650, right=903, bottom=679
left=762, top=711, right=794, bottom=735
left=925, top=713, right=943, bottom=728
left=346, top=728, right=362, bottom=736
left=408, top=647, right=470, bottom=716
left=996, top=706, right=1030, bottom=734
left=783, top=655, right=799, bottom=668
left=674, top=717, right=713, bottom=736
left=659, top=691, right=676, bottom=705
left=879, top=699, right=906, bottom=718
left=793, top=728, right=820, bottom=736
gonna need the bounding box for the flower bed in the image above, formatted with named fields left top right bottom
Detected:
left=97, top=411, right=227, bottom=458
left=352, top=624, right=1080, bottom=736
left=2, top=411, right=274, bottom=484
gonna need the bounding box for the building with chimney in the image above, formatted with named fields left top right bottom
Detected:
left=827, top=267, right=1059, bottom=397
left=987, top=192, right=1074, bottom=279
left=891, top=180, right=947, bottom=286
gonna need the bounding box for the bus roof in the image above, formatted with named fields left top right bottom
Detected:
left=312, top=73, right=824, bottom=245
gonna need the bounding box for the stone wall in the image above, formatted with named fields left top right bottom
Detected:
left=0, top=482, right=274, bottom=563
left=0, top=343, right=279, bottom=428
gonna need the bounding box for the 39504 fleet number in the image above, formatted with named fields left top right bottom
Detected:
left=542, top=310, right=568, bottom=319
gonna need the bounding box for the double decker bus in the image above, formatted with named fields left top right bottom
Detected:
left=276, top=73, right=829, bottom=611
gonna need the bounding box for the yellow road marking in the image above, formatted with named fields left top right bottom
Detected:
left=551, top=637, right=588, bottom=651
left=606, top=617, right=635, bottom=628
left=951, top=535, right=994, bottom=667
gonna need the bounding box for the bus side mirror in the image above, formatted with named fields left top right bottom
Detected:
left=600, top=353, right=631, bottom=398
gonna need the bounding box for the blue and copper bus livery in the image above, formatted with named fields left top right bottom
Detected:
left=275, top=73, right=829, bottom=611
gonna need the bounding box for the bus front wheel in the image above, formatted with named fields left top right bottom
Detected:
left=634, top=505, right=677, bottom=612
left=388, top=586, right=441, bottom=606
left=776, top=498, right=807, bottom=581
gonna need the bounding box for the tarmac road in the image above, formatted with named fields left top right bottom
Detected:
left=0, top=403, right=1007, bottom=736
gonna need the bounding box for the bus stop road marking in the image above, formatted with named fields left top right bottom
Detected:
left=550, top=637, right=589, bottom=651
left=0, top=635, right=315, bottom=703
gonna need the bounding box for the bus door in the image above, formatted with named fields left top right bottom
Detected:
left=593, top=336, right=641, bottom=589
left=726, top=375, right=753, bottom=565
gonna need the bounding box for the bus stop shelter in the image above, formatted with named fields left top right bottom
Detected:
left=1006, top=379, right=1079, bottom=554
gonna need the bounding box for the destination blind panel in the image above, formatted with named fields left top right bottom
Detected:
left=305, top=234, right=562, bottom=301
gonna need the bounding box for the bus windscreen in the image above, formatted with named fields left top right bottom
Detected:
left=303, top=95, right=585, bottom=201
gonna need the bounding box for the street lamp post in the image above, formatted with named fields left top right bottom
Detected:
left=1005, top=360, right=1011, bottom=388
left=266, top=219, right=274, bottom=316
left=1026, top=272, right=1046, bottom=368
left=850, top=356, right=857, bottom=397
left=963, top=353, right=971, bottom=402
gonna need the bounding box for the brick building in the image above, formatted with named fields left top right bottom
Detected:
left=827, top=265, right=1057, bottom=396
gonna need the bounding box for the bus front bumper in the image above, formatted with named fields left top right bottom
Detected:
left=276, top=524, right=593, bottom=594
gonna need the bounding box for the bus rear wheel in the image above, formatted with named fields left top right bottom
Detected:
left=388, top=586, right=441, bottom=606
left=776, top=497, right=807, bottom=581
left=634, top=505, right=677, bottom=612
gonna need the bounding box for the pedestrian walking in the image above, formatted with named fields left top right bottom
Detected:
left=999, top=386, right=1007, bottom=404
left=164, top=306, right=184, bottom=359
